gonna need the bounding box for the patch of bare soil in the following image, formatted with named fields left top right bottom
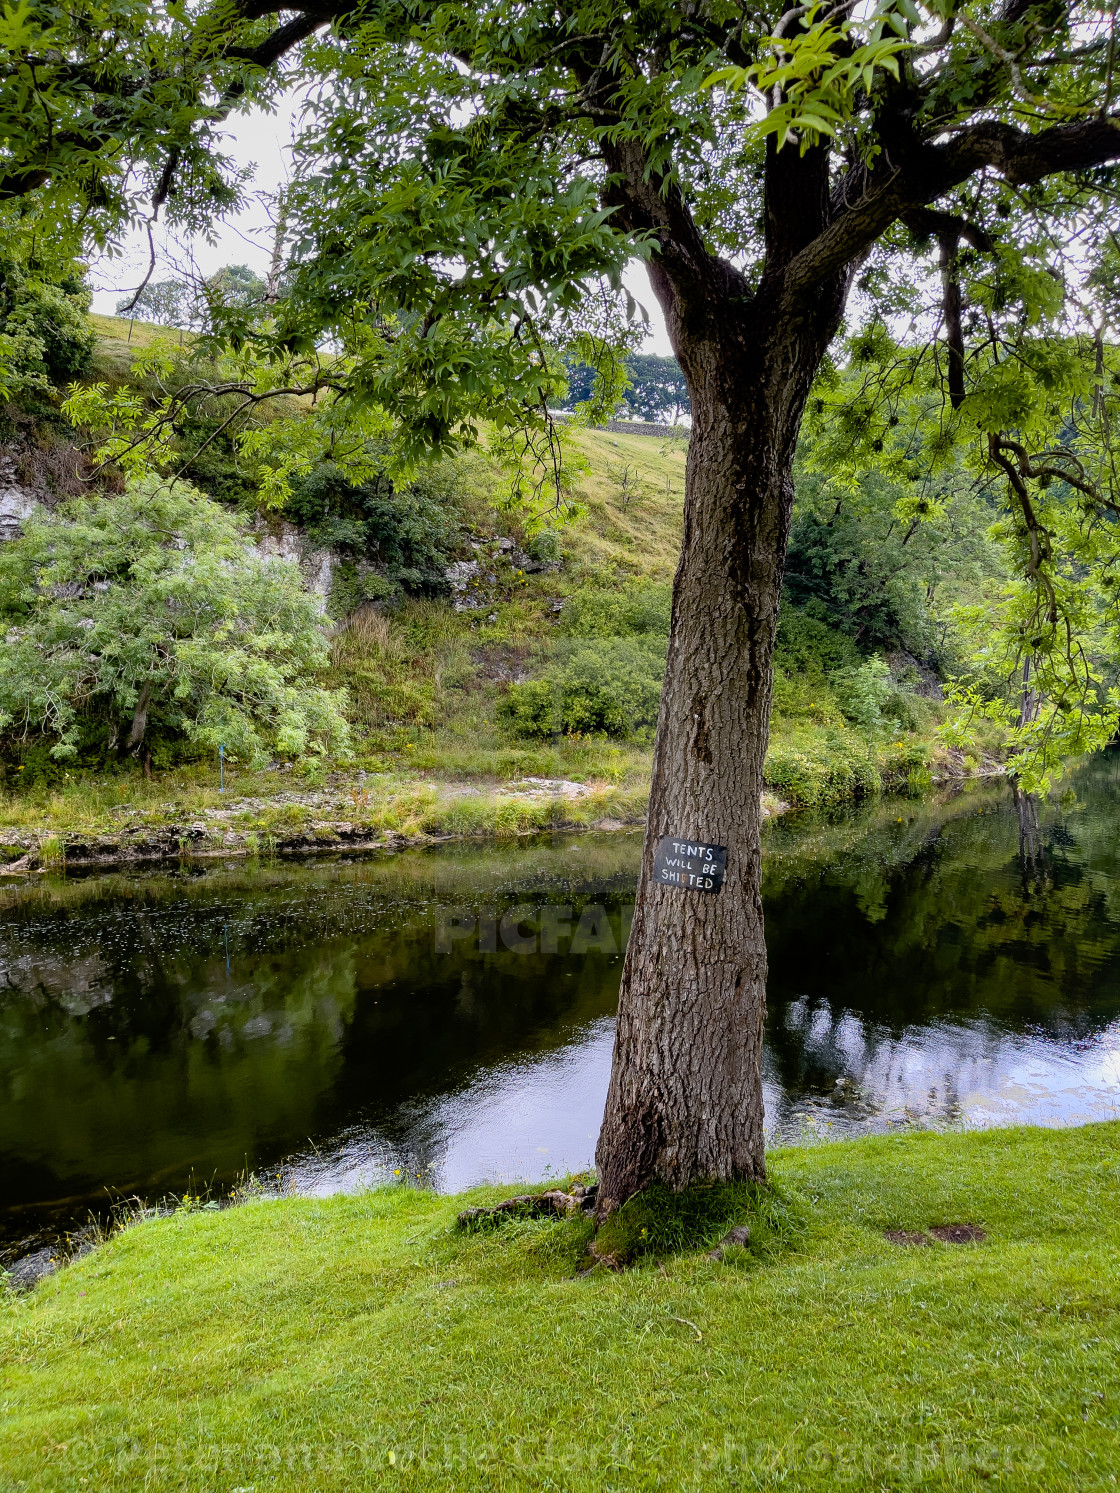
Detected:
left=928, top=1223, right=987, bottom=1244
left=885, top=1224, right=987, bottom=1246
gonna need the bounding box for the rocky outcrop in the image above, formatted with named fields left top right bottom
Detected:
left=0, top=457, right=40, bottom=541
left=252, top=517, right=334, bottom=608
left=445, top=535, right=558, bottom=613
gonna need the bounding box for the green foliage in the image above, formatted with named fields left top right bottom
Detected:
left=115, top=279, right=190, bottom=329
left=803, top=325, right=1120, bottom=790
left=501, top=581, right=671, bottom=740
left=763, top=733, right=881, bottom=809
left=6, top=0, right=1116, bottom=802
left=498, top=635, right=667, bottom=742
left=114, top=265, right=265, bottom=336
left=0, top=247, right=94, bottom=396
left=286, top=462, right=462, bottom=604
left=563, top=353, right=690, bottom=424
left=784, top=503, right=925, bottom=652
left=774, top=608, right=861, bottom=677
left=0, top=475, right=351, bottom=766
left=525, top=528, right=561, bottom=566
left=556, top=581, right=672, bottom=640
left=707, top=0, right=912, bottom=152
left=831, top=657, right=918, bottom=737
left=786, top=457, right=1005, bottom=660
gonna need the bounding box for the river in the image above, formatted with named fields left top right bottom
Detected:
left=3, top=755, right=1120, bottom=1252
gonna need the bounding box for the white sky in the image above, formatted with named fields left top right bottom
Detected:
left=88, top=102, right=674, bottom=356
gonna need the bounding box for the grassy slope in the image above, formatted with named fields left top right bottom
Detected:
left=2, top=1125, right=1117, bottom=1490
left=0, top=323, right=950, bottom=848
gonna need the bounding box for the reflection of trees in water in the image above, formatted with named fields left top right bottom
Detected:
left=769, top=994, right=991, bottom=1121
left=764, top=764, right=1120, bottom=1108
left=8, top=759, right=1120, bottom=1232
left=0, top=877, right=631, bottom=1223
left=1012, top=780, right=1049, bottom=890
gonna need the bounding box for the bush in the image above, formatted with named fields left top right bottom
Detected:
left=0, top=476, right=351, bottom=767
left=774, top=606, right=860, bottom=676
left=558, top=580, right=672, bottom=639
left=526, top=528, right=561, bottom=565
left=763, top=732, right=880, bottom=807
left=830, top=656, right=920, bottom=737
left=287, top=462, right=461, bottom=606
left=0, top=250, right=95, bottom=394
left=499, top=635, right=667, bottom=740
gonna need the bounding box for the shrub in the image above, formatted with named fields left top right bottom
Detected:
left=526, top=528, right=561, bottom=565
left=0, top=475, right=351, bottom=767
left=558, top=580, right=672, bottom=639
left=0, top=250, right=95, bottom=394
left=763, top=733, right=880, bottom=807
left=831, top=656, right=921, bottom=737
left=287, top=462, right=461, bottom=606
left=774, top=606, right=861, bottom=676
left=499, top=635, right=667, bottom=740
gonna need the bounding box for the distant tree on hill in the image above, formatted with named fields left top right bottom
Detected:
left=562, top=352, right=690, bottom=424
left=205, top=264, right=266, bottom=311
left=115, top=279, right=189, bottom=328
left=620, top=355, right=690, bottom=424
left=116, top=266, right=266, bottom=330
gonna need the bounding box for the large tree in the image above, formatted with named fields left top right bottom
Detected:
left=4, top=0, right=1120, bottom=1214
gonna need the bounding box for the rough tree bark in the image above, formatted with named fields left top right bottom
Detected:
left=594, top=143, right=851, bottom=1215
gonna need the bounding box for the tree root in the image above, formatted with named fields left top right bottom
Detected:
left=457, top=1183, right=597, bottom=1227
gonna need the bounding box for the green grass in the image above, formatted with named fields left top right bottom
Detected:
left=3, top=1125, right=1117, bottom=1490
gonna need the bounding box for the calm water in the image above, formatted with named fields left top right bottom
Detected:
left=4, top=757, right=1120, bottom=1249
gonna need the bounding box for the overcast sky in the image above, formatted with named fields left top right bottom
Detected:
left=88, top=102, right=674, bottom=357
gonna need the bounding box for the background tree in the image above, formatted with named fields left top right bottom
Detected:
left=115, top=279, right=191, bottom=328
left=563, top=353, right=691, bottom=423
left=621, top=354, right=691, bottom=425
left=4, top=0, right=1120, bottom=1213
left=0, top=475, right=351, bottom=769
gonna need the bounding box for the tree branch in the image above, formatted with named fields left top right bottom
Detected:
left=901, top=207, right=994, bottom=253
left=784, top=116, right=1120, bottom=311
left=939, top=231, right=966, bottom=410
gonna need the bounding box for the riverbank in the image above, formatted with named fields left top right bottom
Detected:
left=0, top=739, right=997, bottom=872
left=0, top=770, right=658, bottom=872
left=2, top=1123, right=1116, bottom=1490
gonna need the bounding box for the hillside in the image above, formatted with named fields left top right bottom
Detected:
left=0, top=316, right=1001, bottom=866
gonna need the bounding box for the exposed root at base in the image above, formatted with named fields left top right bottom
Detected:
left=457, top=1184, right=597, bottom=1227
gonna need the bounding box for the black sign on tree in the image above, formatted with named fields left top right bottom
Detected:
left=652, top=837, right=727, bottom=895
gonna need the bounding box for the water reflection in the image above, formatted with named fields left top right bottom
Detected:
left=3, top=756, right=1120, bottom=1247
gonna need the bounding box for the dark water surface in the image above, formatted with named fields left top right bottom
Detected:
left=4, top=756, right=1120, bottom=1249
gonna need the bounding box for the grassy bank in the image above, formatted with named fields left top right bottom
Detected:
left=3, top=1124, right=1117, bottom=1490
left=0, top=317, right=988, bottom=846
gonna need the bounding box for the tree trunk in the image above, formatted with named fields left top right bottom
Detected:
left=125, top=682, right=152, bottom=752
left=594, top=332, right=819, bottom=1215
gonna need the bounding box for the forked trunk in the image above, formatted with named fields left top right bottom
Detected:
left=594, top=337, right=818, bottom=1215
